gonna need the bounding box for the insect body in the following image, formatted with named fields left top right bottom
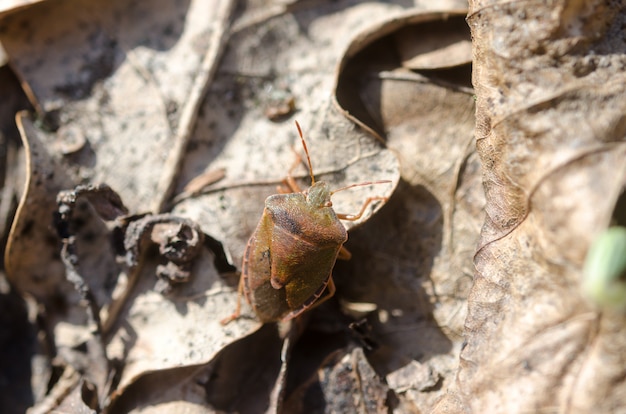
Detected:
left=222, top=122, right=389, bottom=324
left=241, top=181, right=347, bottom=321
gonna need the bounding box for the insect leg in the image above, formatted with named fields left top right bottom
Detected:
left=336, top=196, right=388, bottom=221
left=220, top=274, right=245, bottom=325
left=337, top=246, right=352, bottom=260
left=277, top=176, right=301, bottom=194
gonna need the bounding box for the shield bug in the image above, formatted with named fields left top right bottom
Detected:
left=221, top=122, right=390, bottom=324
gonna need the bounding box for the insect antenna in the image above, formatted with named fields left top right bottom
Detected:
left=295, top=121, right=316, bottom=185
left=331, top=180, right=392, bottom=195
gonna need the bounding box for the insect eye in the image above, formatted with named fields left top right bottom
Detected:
left=324, top=201, right=332, bottom=207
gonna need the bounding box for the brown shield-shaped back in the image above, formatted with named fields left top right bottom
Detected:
left=243, top=191, right=347, bottom=322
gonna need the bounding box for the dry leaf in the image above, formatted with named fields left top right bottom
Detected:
left=0, top=1, right=496, bottom=413
left=106, top=324, right=283, bottom=413
left=6, top=112, right=78, bottom=301
left=0, top=0, right=234, bottom=213
left=1, top=0, right=239, bottom=411
left=333, top=9, right=480, bottom=412
left=434, top=1, right=626, bottom=413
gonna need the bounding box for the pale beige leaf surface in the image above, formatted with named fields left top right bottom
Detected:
left=0, top=0, right=233, bottom=213
left=432, top=1, right=626, bottom=413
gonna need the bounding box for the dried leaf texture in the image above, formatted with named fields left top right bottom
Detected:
left=1, top=1, right=244, bottom=411
left=333, top=9, right=480, bottom=413
left=6, top=113, right=75, bottom=300
left=0, top=0, right=233, bottom=213
left=451, top=1, right=626, bottom=413
left=0, top=1, right=490, bottom=413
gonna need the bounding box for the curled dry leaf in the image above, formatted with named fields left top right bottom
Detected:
left=122, top=214, right=206, bottom=293
left=334, top=9, right=472, bottom=141
left=0, top=65, right=31, bottom=242
left=434, top=1, right=626, bottom=413
left=5, top=112, right=76, bottom=299
left=395, top=20, right=472, bottom=70
left=106, top=324, right=284, bottom=413
left=332, top=8, right=480, bottom=413
left=55, top=183, right=131, bottom=405
left=6, top=115, right=126, bottom=410
left=54, top=181, right=257, bottom=406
